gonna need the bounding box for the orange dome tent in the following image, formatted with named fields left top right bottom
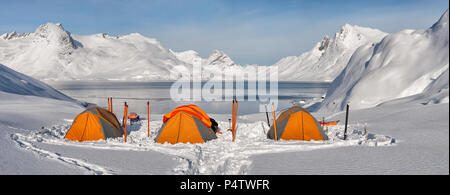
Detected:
left=64, top=107, right=124, bottom=142
left=267, top=106, right=328, bottom=141
left=155, top=105, right=217, bottom=144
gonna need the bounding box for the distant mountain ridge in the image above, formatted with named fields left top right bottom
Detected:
left=1, top=22, right=386, bottom=82
left=0, top=23, right=189, bottom=81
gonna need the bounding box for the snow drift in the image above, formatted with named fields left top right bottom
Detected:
left=275, top=24, right=387, bottom=81
left=317, top=9, right=449, bottom=112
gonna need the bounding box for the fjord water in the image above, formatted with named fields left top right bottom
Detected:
left=47, top=81, right=329, bottom=116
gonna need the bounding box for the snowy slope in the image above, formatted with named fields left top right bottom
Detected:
left=275, top=24, right=387, bottom=81
left=0, top=23, right=191, bottom=81
left=0, top=63, right=75, bottom=102
left=317, top=9, right=449, bottom=112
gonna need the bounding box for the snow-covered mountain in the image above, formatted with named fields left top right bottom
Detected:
left=0, top=23, right=193, bottom=81
left=170, top=49, right=203, bottom=66
left=0, top=63, right=76, bottom=102
left=171, top=49, right=263, bottom=80
left=171, top=49, right=238, bottom=67
left=275, top=24, right=388, bottom=81
left=316, top=9, right=449, bottom=112
left=1, top=23, right=255, bottom=81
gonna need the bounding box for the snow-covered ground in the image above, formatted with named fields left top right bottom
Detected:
left=251, top=102, right=448, bottom=174
left=4, top=94, right=447, bottom=175
left=0, top=92, right=85, bottom=174
left=7, top=109, right=398, bottom=175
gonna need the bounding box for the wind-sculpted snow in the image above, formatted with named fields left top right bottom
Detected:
left=12, top=118, right=395, bottom=175
left=316, top=9, right=449, bottom=112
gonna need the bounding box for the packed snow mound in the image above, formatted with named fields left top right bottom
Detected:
left=0, top=23, right=193, bottom=81
left=317, top=9, right=449, bottom=112
left=0, top=63, right=75, bottom=102
left=275, top=24, right=388, bottom=81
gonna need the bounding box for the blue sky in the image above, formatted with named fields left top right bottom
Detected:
left=1, top=0, right=448, bottom=65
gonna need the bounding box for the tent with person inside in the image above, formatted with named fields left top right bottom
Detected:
left=155, top=105, right=218, bottom=144
left=267, top=106, right=328, bottom=141
left=64, top=107, right=124, bottom=142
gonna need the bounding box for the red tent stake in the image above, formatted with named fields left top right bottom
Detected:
left=107, top=98, right=111, bottom=112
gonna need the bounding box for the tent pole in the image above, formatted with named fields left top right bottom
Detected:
left=124, top=102, right=128, bottom=143
left=231, top=99, right=234, bottom=141
left=232, top=99, right=236, bottom=142
left=272, top=102, right=278, bottom=141
left=233, top=99, right=238, bottom=142
left=107, top=98, right=111, bottom=112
